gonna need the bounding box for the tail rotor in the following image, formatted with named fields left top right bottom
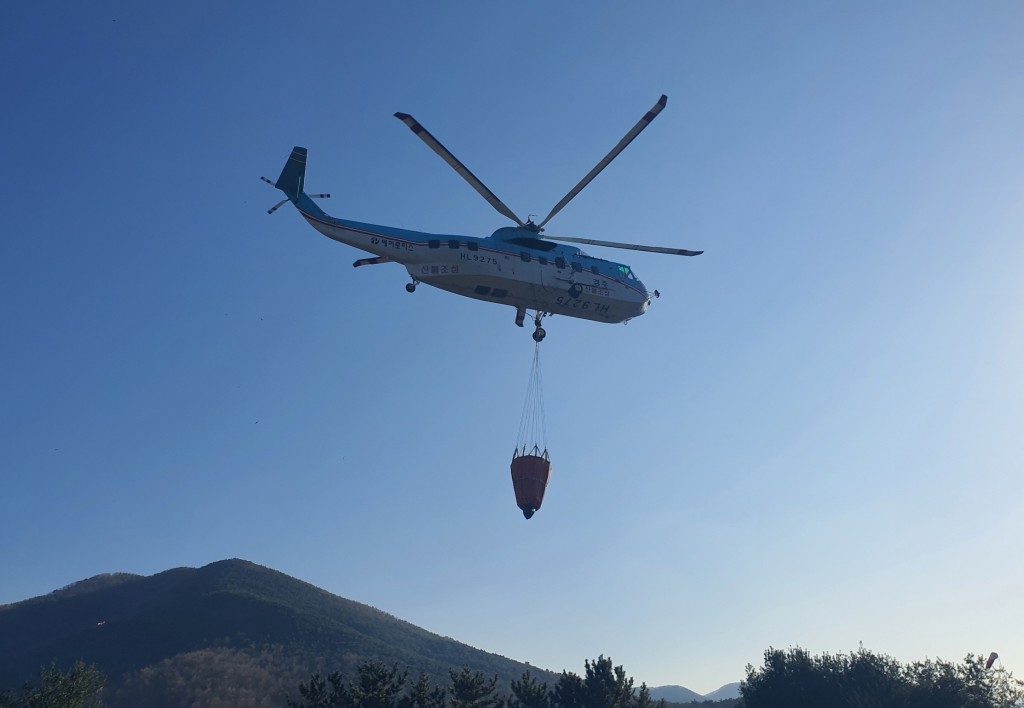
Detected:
left=259, top=173, right=330, bottom=215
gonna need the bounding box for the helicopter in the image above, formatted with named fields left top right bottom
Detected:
left=263, top=94, right=701, bottom=342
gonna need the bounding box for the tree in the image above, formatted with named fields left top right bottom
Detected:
left=903, top=653, right=1024, bottom=708
left=289, top=663, right=409, bottom=708
left=447, top=668, right=502, bottom=708
left=840, top=647, right=905, bottom=708
left=289, top=655, right=677, bottom=708
left=398, top=673, right=446, bottom=708
left=740, top=646, right=1024, bottom=708
left=550, top=656, right=640, bottom=708
left=350, top=662, right=407, bottom=708
left=287, top=671, right=348, bottom=708
left=1, top=661, right=105, bottom=708
left=582, top=656, right=635, bottom=708
left=633, top=683, right=665, bottom=708
left=549, top=670, right=585, bottom=708
left=509, top=671, right=550, bottom=708
left=741, top=646, right=842, bottom=706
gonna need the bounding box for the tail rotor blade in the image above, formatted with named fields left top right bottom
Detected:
left=266, top=199, right=289, bottom=215
left=394, top=112, right=525, bottom=227
left=537, top=95, right=668, bottom=230
left=544, top=233, right=702, bottom=257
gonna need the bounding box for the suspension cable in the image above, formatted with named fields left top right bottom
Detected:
left=514, top=342, right=547, bottom=456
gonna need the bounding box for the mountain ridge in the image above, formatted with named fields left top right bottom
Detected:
left=1, top=559, right=545, bottom=695
left=647, top=681, right=740, bottom=702
left=702, top=682, right=742, bottom=700
left=647, top=684, right=703, bottom=702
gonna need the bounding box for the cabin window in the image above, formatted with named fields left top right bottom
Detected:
left=448, top=239, right=460, bottom=249
left=491, top=288, right=508, bottom=298
left=591, top=265, right=599, bottom=275
left=520, top=252, right=531, bottom=262
left=467, top=242, right=479, bottom=251
left=474, top=285, right=491, bottom=295
left=555, top=256, right=567, bottom=269
left=538, top=256, right=548, bottom=266
left=571, top=262, right=582, bottom=272
left=428, top=240, right=440, bottom=249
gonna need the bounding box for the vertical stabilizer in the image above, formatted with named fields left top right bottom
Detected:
left=275, top=147, right=307, bottom=199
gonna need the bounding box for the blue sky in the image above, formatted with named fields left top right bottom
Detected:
left=3, top=1, right=1023, bottom=695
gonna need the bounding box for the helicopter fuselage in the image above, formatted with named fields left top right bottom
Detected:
left=296, top=195, right=651, bottom=324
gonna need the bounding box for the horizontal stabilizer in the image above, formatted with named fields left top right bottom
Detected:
left=353, top=256, right=392, bottom=268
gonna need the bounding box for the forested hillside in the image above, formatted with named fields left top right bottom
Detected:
left=0, top=559, right=548, bottom=706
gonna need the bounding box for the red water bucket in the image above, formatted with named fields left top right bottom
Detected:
left=510, top=449, right=552, bottom=519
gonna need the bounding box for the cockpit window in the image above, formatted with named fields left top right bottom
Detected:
left=618, top=265, right=637, bottom=281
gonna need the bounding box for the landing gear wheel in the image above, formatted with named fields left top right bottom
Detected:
left=405, top=282, right=417, bottom=293
left=532, top=327, right=546, bottom=343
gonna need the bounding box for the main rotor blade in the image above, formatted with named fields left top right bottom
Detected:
left=537, top=95, right=668, bottom=230
left=544, top=234, right=703, bottom=257
left=394, top=112, right=525, bottom=227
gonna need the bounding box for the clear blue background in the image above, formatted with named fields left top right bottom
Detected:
left=3, top=1, right=1022, bottom=694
